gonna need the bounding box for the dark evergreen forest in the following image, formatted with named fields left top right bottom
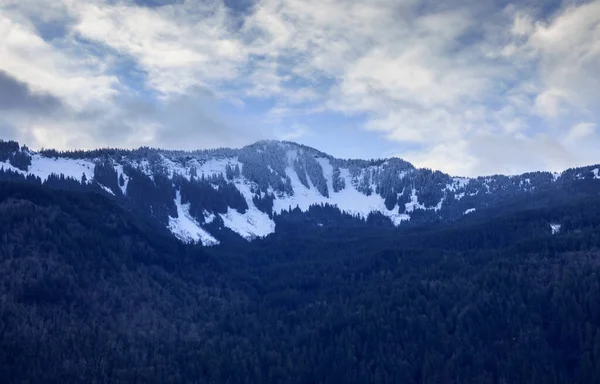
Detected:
left=2, top=180, right=600, bottom=383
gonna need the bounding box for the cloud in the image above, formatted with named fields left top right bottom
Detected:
left=401, top=140, right=478, bottom=176
left=275, top=123, right=311, bottom=141
left=69, top=0, right=246, bottom=96
left=565, top=122, right=596, bottom=144
left=467, top=133, right=574, bottom=176
left=513, top=1, right=600, bottom=118
left=403, top=133, right=578, bottom=176
left=0, top=70, right=63, bottom=113
left=0, top=0, right=260, bottom=151
left=147, top=88, right=266, bottom=149
left=0, top=0, right=599, bottom=176
left=0, top=11, right=118, bottom=109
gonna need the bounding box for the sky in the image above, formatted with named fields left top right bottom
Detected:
left=0, top=0, right=599, bottom=176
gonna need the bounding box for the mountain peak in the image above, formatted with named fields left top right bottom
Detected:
left=246, top=140, right=332, bottom=158
left=245, top=140, right=415, bottom=169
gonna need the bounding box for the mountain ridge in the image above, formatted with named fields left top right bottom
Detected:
left=36, top=140, right=411, bottom=169
left=19, top=138, right=598, bottom=179
left=1, top=138, right=599, bottom=245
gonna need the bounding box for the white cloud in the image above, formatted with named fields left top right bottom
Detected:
left=511, top=13, right=534, bottom=37
left=468, top=133, right=575, bottom=176
left=534, top=88, right=572, bottom=118
left=275, top=123, right=311, bottom=141
left=0, top=0, right=599, bottom=176
left=365, top=108, right=472, bottom=144
left=68, top=0, right=247, bottom=96
left=0, top=14, right=118, bottom=109
left=402, top=140, right=477, bottom=176
left=404, top=133, right=578, bottom=177
left=519, top=1, right=600, bottom=116
left=565, top=122, right=596, bottom=144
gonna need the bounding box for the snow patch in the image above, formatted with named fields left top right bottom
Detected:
left=315, top=157, right=334, bottom=197
left=197, top=157, right=239, bottom=178
left=593, top=168, right=599, bottom=180
left=272, top=166, right=411, bottom=226
left=98, top=184, right=115, bottom=195
left=464, top=208, right=476, bottom=215
left=0, top=161, right=25, bottom=175
left=550, top=223, right=561, bottom=235
left=220, top=206, right=275, bottom=240
left=160, top=155, right=190, bottom=180
left=434, top=198, right=444, bottom=212
left=446, top=177, right=470, bottom=192
left=405, top=189, right=425, bottom=213
left=28, top=155, right=95, bottom=182
left=216, top=181, right=276, bottom=240
left=552, top=172, right=561, bottom=181
left=203, top=210, right=216, bottom=224
left=2, top=155, right=96, bottom=184
left=138, top=160, right=153, bottom=179
left=114, top=164, right=129, bottom=195
left=168, top=191, right=219, bottom=246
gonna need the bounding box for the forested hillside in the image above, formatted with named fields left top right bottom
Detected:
left=0, top=182, right=240, bottom=382
left=2, top=178, right=600, bottom=383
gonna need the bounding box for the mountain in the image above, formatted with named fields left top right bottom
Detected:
left=1, top=139, right=599, bottom=245
left=3, top=138, right=600, bottom=383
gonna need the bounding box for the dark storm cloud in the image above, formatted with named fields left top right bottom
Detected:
left=0, top=71, right=63, bottom=114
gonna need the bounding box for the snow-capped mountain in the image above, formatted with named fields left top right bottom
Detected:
left=1, top=139, right=599, bottom=245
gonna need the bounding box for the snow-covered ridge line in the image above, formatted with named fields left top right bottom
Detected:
left=1, top=139, right=598, bottom=245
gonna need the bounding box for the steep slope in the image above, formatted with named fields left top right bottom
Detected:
left=1, top=139, right=599, bottom=244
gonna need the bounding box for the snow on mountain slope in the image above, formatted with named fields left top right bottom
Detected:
left=99, top=185, right=115, bottom=195
left=271, top=160, right=411, bottom=225
left=29, top=155, right=95, bottom=182
left=2, top=139, right=596, bottom=245
left=169, top=191, right=219, bottom=245
left=0, top=161, right=23, bottom=174
left=446, top=177, right=470, bottom=200
left=220, top=181, right=275, bottom=240
left=204, top=210, right=216, bottom=224
left=1, top=154, right=94, bottom=183
left=404, top=189, right=425, bottom=213
left=114, top=164, right=129, bottom=195
left=220, top=206, right=275, bottom=240
left=315, top=157, right=334, bottom=194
